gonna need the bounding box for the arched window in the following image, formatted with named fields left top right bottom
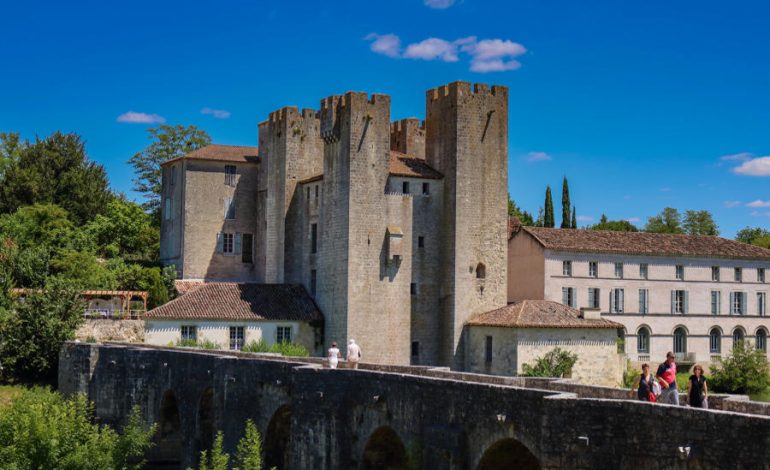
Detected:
left=673, top=327, right=687, bottom=354
left=637, top=326, right=650, bottom=354
left=476, top=263, right=486, bottom=279
left=756, top=328, right=767, bottom=353
left=709, top=328, right=721, bottom=354
left=733, top=327, right=745, bottom=347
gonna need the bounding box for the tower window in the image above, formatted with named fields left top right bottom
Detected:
left=402, top=181, right=410, bottom=194
left=310, top=223, right=318, bottom=254
left=485, top=336, right=493, bottom=364
left=422, top=182, right=430, bottom=195
left=476, top=263, right=486, bottom=279
left=224, top=165, right=236, bottom=186
left=418, top=236, right=424, bottom=248
left=310, top=269, right=317, bottom=296
left=410, top=283, right=417, bottom=295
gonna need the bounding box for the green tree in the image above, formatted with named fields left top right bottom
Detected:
left=0, top=388, right=155, bottom=469
left=0, top=279, right=84, bottom=383
left=199, top=432, right=230, bottom=470
left=49, top=249, right=117, bottom=290
left=0, top=203, right=74, bottom=250
left=683, top=210, right=719, bottom=236
left=521, top=348, right=578, bottom=378
left=235, top=420, right=265, bottom=470
left=736, top=227, right=770, bottom=248
left=709, top=340, right=770, bottom=395
left=543, top=186, right=555, bottom=228
left=507, top=194, right=535, bottom=226
left=589, top=214, right=639, bottom=232
left=571, top=206, right=577, bottom=229
left=80, top=197, right=159, bottom=260
left=0, top=132, right=112, bottom=223
left=560, top=177, right=571, bottom=229
left=128, top=125, right=210, bottom=215
left=0, top=132, right=23, bottom=179
left=644, top=207, right=683, bottom=234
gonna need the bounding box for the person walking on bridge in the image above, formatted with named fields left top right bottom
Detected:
left=328, top=341, right=342, bottom=369
left=656, top=351, right=679, bottom=405
left=631, top=363, right=656, bottom=402
left=347, top=339, right=362, bottom=369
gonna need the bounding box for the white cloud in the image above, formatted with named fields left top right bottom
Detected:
left=576, top=215, right=594, bottom=222
left=117, top=111, right=165, bottom=124
left=365, top=33, right=401, bottom=58
left=750, top=211, right=770, bottom=218
left=461, top=38, right=527, bottom=72
left=526, top=151, right=551, bottom=162
left=723, top=200, right=742, bottom=208
left=720, top=152, right=752, bottom=162
left=733, top=156, right=770, bottom=176
left=424, top=0, right=455, bottom=9
left=747, top=200, right=770, bottom=208
left=403, top=38, right=459, bottom=62
left=626, top=217, right=641, bottom=223
left=201, top=107, right=231, bottom=119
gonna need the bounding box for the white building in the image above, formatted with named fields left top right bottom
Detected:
left=508, top=222, right=770, bottom=369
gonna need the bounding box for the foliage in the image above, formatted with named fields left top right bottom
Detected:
left=199, top=432, right=229, bottom=470
left=0, top=132, right=112, bottom=224
left=589, top=214, right=639, bottom=232
left=560, top=177, right=571, bottom=229
left=0, top=279, right=84, bottom=384
left=709, top=340, right=770, bottom=395
left=241, top=340, right=309, bottom=357
left=81, top=197, right=159, bottom=260
left=683, top=210, right=719, bottom=236
left=543, top=186, right=555, bottom=228
left=235, top=420, right=264, bottom=470
left=644, top=207, right=683, bottom=234
left=735, top=227, right=770, bottom=248
left=175, top=339, right=221, bottom=350
left=621, top=360, right=638, bottom=388
left=506, top=194, right=534, bottom=226
left=571, top=206, right=577, bottom=229
left=0, top=388, right=156, bottom=469
left=0, top=132, right=23, bottom=179
left=521, top=348, right=577, bottom=378
left=242, top=339, right=270, bottom=353
left=128, top=124, right=210, bottom=215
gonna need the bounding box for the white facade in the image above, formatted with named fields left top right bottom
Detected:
left=145, top=320, right=312, bottom=351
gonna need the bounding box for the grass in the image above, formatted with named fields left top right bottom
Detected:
left=749, top=388, right=770, bottom=403
left=0, top=385, right=24, bottom=409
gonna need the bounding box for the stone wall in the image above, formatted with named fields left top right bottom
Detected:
left=60, top=343, right=770, bottom=470
left=75, top=319, right=145, bottom=343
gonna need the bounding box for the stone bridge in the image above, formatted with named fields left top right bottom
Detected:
left=58, top=343, right=770, bottom=470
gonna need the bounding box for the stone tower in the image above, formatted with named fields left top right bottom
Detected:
left=425, top=82, right=509, bottom=367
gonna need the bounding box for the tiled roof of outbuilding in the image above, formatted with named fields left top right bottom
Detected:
left=466, top=300, right=623, bottom=329
left=516, top=226, right=770, bottom=261
left=162, top=144, right=259, bottom=166
left=388, top=151, right=443, bottom=179
left=145, top=283, right=323, bottom=322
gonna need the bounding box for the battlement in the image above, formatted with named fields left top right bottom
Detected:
left=426, top=81, right=508, bottom=101
left=390, top=118, right=426, bottom=159
left=320, top=92, right=391, bottom=142
left=267, top=106, right=319, bottom=124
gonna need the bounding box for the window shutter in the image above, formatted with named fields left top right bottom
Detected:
left=729, top=292, right=735, bottom=315
left=562, top=288, right=568, bottom=305
left=596, top=289, right=601, bottom=309
left=235, top=232, right=242, bottom=254
left=571, top=288, right=577, bottom=308
left=684, top=291, right=689, bottom=315
left=670, top=290, right=675, bottom=315
left=610, top=289, right=616, bottom=313
left=216, top=232, right=223, bottom=253
left=742, top=292, right=748, bottom=315
left=619, top=289, right=624, bottom=312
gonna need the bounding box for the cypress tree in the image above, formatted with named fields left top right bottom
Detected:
left=571, top=207, right=577, bottom=229
left=561, top=176, right=571, bottom=228
left=544, top=186, right=555, bottom=228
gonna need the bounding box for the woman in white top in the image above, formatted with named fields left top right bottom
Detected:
left=327, top=341, right=342, bottom=369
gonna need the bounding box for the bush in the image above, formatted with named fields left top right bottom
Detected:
left=521, top=348, right=578, bottom=378
left=0, top=387, right=155, bottom=469
left=709, top=340, right=770, bottom=395
left=621, top=359, right=638, bottom=388
left=242, top=339, right=270, bottom=353
left=270, top=341, right=309, bottom=357
left=174, top=339, right=221, bottom=350
left=193, top=420, right=268, bottom=470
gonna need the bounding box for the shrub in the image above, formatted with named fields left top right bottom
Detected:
left=621, top=359, right=638, bottom=388
left=175, top=339, right=221, bottom=350
left=709, top=340, right=770, bottom=395
left=198, top=432, right=229, bottom=470
left=521, top=348, right=578, bottom=378
left=242, top=339, right=270, bottom=353
left=269, top=342, right=309, bottom=357
left=0, top=388, right=155, bottom=469
left=192, top=420, right=269, bottom=470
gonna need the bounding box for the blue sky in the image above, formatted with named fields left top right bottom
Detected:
left=1, top=0, right=769, bottom=237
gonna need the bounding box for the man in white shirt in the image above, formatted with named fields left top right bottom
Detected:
left=347, top=339, right=362, bottom=369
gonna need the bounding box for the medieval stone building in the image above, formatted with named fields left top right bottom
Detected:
left=159, top=82, right=509, bottom=367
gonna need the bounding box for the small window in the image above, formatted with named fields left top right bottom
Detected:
left=589, top=261, right=598, bottom=278
left=710, top=291, right=721, bottom=315
left=422, top=182, right=430, bottom=195
left=315, top=185, right=319, bottom=198
left=222, top=233, right=234, bottom=254
left=758, top=292, right=767, bottom=316
left=672, top=290, right=687, bottom=314
left=759, top=268, right=766, bottom=284
left=757, top=329, right=767, bottom=352
left=561, top=287, right=576, bottom=308
left=229, top=326, right=245, bottom=351
left=639, top=263, right=648, bottom=280
left=735, top=267, right=743, bottom=282
left=733, top=328, right=745, bottom=347
left=276, top=326, right=292, bottom=344
left=674, top=327, right=687, bottom=354
left=638, top=289, right=649, bottom=314
left=610, top=288, right=625, bottom=313
left=225, top=165, right=237, bottom=186
left=614, top=262, right=624, bottom=279
left=224, top=197, right=236, bottom=220
left=181, top=325, right=197, bottom=342
left=588, top=287, right=600, bottom=309
left=675, top=265, right=684, bottom=280
left=418, top=236, right=424, bottom=248
left=485, top=336, right=493, bottom=364
left=306, top=187, right=310, bottom=200
left=411, top=341, right=420, bottom=358
left=410, top=283, right=417, bottom=295
left=402, top=181, right=410, bottom=194
left=637, top=327, right=650, bottom=353
left=310, top=269, right=317, bottom=296
left=164, top=198, right=172, bottom=221
left=310, top=223, right=318, bottom=254
left=476, top=263, right=486, bottom=279
left=241, top=233, right=253, bottom=263
left=562, top=261, right=572, bottom=277
left=709, top=328, right=721, bottom=353
left=712, top=266, right=720, bottom=282
left=730, top=292, right=745, bottom=315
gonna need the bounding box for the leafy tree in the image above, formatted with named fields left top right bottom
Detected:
left=0, top=132, right=23, bottom=179
left=128, top=125, right=210, bottom=215
left=0, top=203, right=74, bottom=250
left=736, top=227, right=770, bottom=248
left=0, top=388, right=155, bottom=469
left=507, top=194, right=534, bottom=226
left=521, top=348, right=578, bottom=378
left=683, top=210, right=719, bottom=236
left=235, top=420, right=265, bottom=470
left=0, top=132, right=112, bottom=223
left=543, top=186, right=555, bottom=228
left=80, top=197, right=159, bottom=260
left=49, top=249, right=117, bottom=290
left=199, top=432, right=229, bottom=470
left=0, top=279, right=84, bottom=383
left=571, top=207, right=577, bottom=229
left=560, top=177, right=571, bottom=229
left=709, top=340, right=770, bottom=395
left=589, top=214, right=639, bottom=232
left=644, top=207, right=683, bottom=234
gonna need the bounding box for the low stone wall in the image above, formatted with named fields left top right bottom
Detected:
left=75, top=320, right=145, bottom=343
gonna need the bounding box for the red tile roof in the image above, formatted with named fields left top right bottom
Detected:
left=145, top=283, right=323, bottom=322
left=162, top=144, right=259, bottom=166
left=517, top=226, right=770, bottom=261
left=388, top=151, right=443, bottom=179
left=467, top=300, right=623, bottom=329
left=174, top=280, right=206, bottom=296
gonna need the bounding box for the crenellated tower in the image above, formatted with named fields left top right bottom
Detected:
left=390, top=118, right=425, bottom=159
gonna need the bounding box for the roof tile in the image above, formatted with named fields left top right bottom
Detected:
left=163, top=144, right=259, bottom=166
left=467, top=300, right=623, bottom=329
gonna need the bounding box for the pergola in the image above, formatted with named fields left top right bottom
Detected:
left=10, top=288, right=149, bottom=319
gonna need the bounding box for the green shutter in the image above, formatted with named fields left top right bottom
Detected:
left=216, top=232, right=223, bottom=253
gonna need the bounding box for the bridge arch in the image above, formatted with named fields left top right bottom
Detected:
left=359, top=425, right=409, bottom=470
left=476, top=437, right=540, bottom=470
left=154, top=389, right=182, bottom=467
left=264, top=404, right=292, bottom=470
left=194, top=387, right=216, bottom=465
